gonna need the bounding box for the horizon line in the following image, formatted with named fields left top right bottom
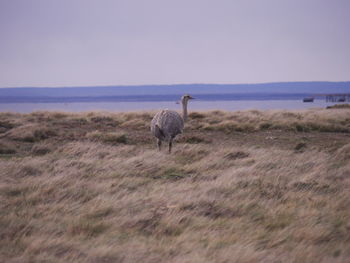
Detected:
left=2, top=80, right=350, bottom=89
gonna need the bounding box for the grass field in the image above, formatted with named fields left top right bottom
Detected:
left=1, top=107, right=350, bottom=263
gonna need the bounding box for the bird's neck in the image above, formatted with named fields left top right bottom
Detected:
left=182, top=100, right=188, bottom=122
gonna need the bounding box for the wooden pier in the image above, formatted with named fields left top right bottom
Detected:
left=325, top=94, right=350, bottom=102
left=316, top=94, right=350, bottom=102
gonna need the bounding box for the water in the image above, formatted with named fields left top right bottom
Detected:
left=0, top=99, right=343, bottom=113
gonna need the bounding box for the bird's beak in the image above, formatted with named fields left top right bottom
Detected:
left=189, top=96, right=195, bottom=99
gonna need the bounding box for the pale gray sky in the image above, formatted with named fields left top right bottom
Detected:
left=0, top=0, right=349, bottom=87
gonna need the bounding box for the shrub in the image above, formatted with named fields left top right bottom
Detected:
left=12, top=127, right=57, bottom=142
left=86, top=131, right=128, bottom=144
left=259, top=122, right=272, bottom=130
left=224, top=151, right=249, bottom=160
left=67, top=219, right=108, bottom=237
left=90, top=116, right=118, bottom=127
left=0, top=120, right=15, bottom=129
left=51, top=112, right=68, bottom=119
left=0, top=144, right=16, bottom=154
left=33, top=128, right=57, bottom=140
left=326, top=104, right=350, bottom=109
left=31, top=144, right=51, bottom=155
left=294, top=142, right=307, bottom=152
left=189, top=112, right=205, bottom=119
left=163, top=168, right=190, bottom=180
left=104, top=133, right=128, bottom=144
left=184, top=136, right=205, bottom=144
left=295, top=123, right=309, bottom=132
left=20, top=164, right=42, bottom=176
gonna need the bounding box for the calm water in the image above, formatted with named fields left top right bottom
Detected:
left=0, top=99, right=343, bottom=113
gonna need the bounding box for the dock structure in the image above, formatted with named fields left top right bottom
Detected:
left=324, top=94, right=350, bottom=102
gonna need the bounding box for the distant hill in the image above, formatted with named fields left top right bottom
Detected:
left=0, top=82, right=349, bottom=103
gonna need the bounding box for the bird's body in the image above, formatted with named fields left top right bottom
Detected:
left=150, top=94, right=194, bottom=153
left=151, top=110, right=184, bottom=142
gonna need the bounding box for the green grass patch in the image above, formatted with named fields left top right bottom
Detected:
left=163, top=168, right=190, bottom=180
left=326, top=104, right=350, bottom=109
left=184, top=136, right=205, bottom=144
left=86, top=131, right=128, bottom=144
left=67, top=219, right=109, bottom=238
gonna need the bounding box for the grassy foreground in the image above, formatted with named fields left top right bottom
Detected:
left=1, top=108, right=350, bottom=263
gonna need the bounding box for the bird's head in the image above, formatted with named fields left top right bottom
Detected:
left=181, top=94, right=195, bottom=103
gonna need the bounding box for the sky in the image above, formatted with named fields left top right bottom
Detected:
left=0, top=0, right=349, bottom=87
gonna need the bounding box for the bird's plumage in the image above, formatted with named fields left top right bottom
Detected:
left=150, top=110, right=184, bottom=142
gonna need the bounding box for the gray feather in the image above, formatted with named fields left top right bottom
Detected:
left=150, top=110, right=184, bottom=142
left=154, top=124, right=165, bottom=140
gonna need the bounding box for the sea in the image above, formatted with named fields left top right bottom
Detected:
left=0, top=93, right=346, bottom=113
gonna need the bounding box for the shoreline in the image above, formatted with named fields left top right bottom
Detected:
left=1, top=100, right=348, bottom=113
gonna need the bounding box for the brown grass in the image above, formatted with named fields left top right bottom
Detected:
left=1, top=108, right=350, bottom=262
left=327, top=104, right=350, bottom=109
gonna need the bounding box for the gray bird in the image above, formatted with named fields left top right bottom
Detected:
left=151, top=94, right=194, bottom=153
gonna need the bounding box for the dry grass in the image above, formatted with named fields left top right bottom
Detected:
left=1, top=108, right=350, bottom=262
left=327, top=104, right=350, bottom=109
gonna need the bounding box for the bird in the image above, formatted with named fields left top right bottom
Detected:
left=150, top=94, right=194, bottom=153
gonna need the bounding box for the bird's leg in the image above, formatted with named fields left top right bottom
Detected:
left=168, top=139, right=173, bottom=154
left=157, top=139, right=162, bottom=151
